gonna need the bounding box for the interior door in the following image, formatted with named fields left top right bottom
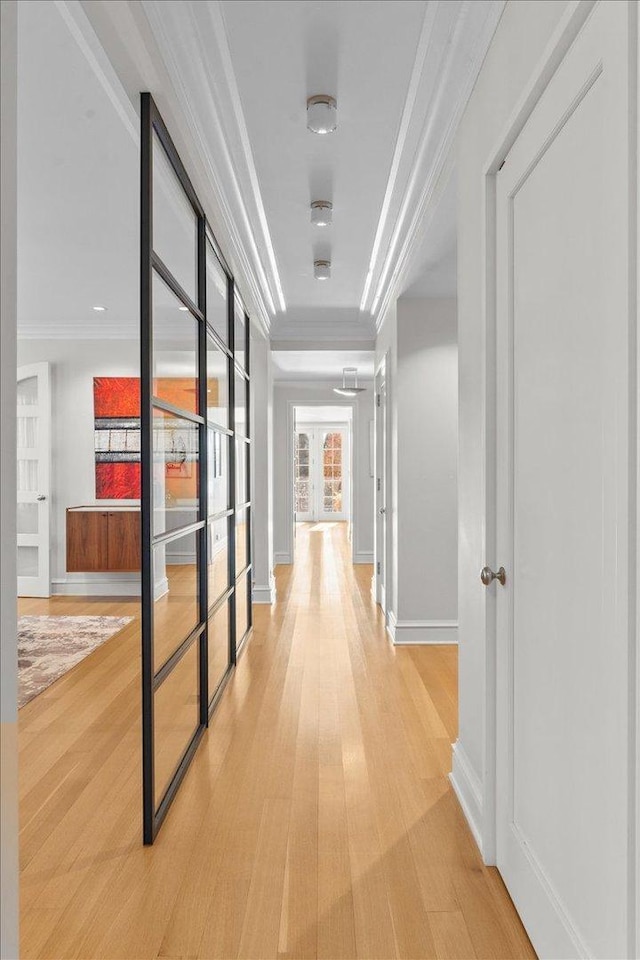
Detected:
left=375, top=367, right=387, bottom=609
left=17, top=362, right=50, bottom=597
left=316, top=427, right=347, bottom=522
left=294, top=428, right=313, bottom=521
left=494, top=4, right=633, bottom=958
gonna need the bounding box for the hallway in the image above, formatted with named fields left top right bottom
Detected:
left=19, top=523, right=533, bottom=960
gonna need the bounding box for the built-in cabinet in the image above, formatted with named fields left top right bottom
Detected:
left=66, top=506, right=140, bottom=572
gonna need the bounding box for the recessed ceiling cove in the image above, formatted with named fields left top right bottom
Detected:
left=140, top=0, right=504, bottom=342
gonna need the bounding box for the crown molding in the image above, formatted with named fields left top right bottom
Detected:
left=140, top=0, right=279, bottom=337
left=362, top=0, right=506, bottom=331
left=18, top=324, right=138, bottom=341
left=271, top=340, right=376, bottom=352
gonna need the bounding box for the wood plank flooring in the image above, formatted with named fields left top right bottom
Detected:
left=18, top=522, right=535, bottom=959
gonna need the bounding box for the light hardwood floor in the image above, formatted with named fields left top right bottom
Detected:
left=19, top=522, right=535, bottom=959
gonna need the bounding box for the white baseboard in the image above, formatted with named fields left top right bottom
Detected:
left=274, top=551, right=292, bottom=566
left=51, top=575, right=169, bottom=600
left=154, top=577, right=169, bottom=601
left=449, top=741, right=483, bottom=856
left=353, top=550, right=374, bottom=564
left=52, top=576, right=140, bottom=597
left=252, top=578, right=276, bottom=604
left=386, top=609, right=397, bottom=642
left=392, top=619, right=458, bottom=645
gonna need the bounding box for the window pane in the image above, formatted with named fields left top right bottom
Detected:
left=236, top=438, right=249, bottom=505
left=208, top=516, right=229, bottom=607
left=207, top=242, right=229, bottom=346
left=152, top=271, right=199, bottom=416
left=17, top=502, right=38, bottom=535
left=235, top=506, right=248, bottom=573
left=17, top=546, right=38, bottom=578
left=208, top=599, right=229, bottom=702
left=234, top=295, right=246, bottom=371
left=153, top=640, right=199, bottom=806
left=153, top=129, right=197, bottom=301
left=153, top=529, right=200, bottom=669
left=208, top=428, right=230, bottom=516
left=207, top=335, right=229, bottom=428
left=153, top=408, right=199, bottom=536
left=236, top=571, right=250, bottom=646
left=234, top=368, right=247, bottom=438
left=295, top=432, right=310, bottom=513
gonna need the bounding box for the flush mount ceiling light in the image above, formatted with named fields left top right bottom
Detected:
left=314, top=259, right=331, bottom=280
left=92, top=305, right=107, bottom=312
left=307, top=94, right=337, bottom=134
left=311, top=200, right=333, bottom=226
left=333, top=367, right=366, bottom=397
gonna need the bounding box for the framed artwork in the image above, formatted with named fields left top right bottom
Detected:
left=94, top=377, right=141, bottom=499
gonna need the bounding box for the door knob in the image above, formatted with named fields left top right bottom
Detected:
left=36, top=494, right=46, bottom=501
left=480, top=565, right=506, bottom=586
left=379, top=507, right=386, bottom=515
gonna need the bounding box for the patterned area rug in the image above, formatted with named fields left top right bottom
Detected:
left=18, top=615, right=134, bottom=708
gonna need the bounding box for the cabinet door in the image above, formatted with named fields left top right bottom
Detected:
left=107, top=512, right=140, bottom=571
left=67, top=511, right=109, bottom=572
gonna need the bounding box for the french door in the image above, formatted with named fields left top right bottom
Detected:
left=294, top=426, right=348, bottom=522
left=17, top=362, right=50, bottom=597
left=140, top=94, right=252, bottom=844
left=494, top=4, right=635, bottom=957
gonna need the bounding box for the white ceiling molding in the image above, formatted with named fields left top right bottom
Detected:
left=358, top=0, right=440, bottom=313
left=142, top=0, right=285, bottom=332
left=18, top=324, right=138, bottom=341
left=272, top=319, right=376, bottom=345
left=55, top=0, right=139, bottom=144
left=272, top=340, right=376, bottom=352
left=370, top=0, right=506, bottom=329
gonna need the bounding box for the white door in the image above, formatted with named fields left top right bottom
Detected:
left=494, top=4, right=634, bottom=958
left=17, top=363, right=51, bottom=597
left=294, top=425, right=349, bottom=522
left=294, top=428, right=313, bottom=522
left=374, top=366, right=387, bottom=609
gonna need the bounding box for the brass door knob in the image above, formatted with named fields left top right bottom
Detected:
left=480, top=566, right=506, bottom=586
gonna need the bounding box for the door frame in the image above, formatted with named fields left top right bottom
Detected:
left=294, top=422, right=350, bottom=522
left=473, top=4, right=638, bottom=954
left=286, top=400, right=357, bottom=564
left=373, top=354, right=388, bottom=611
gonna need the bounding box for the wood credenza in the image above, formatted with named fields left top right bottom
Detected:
left=66, top=507, right=140, bottom=572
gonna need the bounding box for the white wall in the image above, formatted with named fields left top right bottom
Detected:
left=455, top=0, right=573, bottom=854
left=396, top=298, right=457, bottom=639
left=375, top=298, right=458, bottom=643
left=273, top=381, right=374, bottom=565
left=0, top=2, right=19, bottom=956
left=250, top=335, right=275, bottom=603
left=16, top=339, right=141, bottom=595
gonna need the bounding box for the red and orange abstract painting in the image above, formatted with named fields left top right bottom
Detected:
left=93, top=377, right=141, bottom=499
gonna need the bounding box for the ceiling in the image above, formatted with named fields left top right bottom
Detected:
left=17, top=0, right=139, bottom=339
left=142, top=0, right=505, bottom=341
left=16, top=0, right=503, bottom=346
left=272, top=349, right=374, bottom=382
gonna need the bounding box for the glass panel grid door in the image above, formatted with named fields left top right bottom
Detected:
left=294, top=425, right=348, bottom=522
left=141, top=93, right=253, bottom=845
left=17, top=363, right=51, bottom=597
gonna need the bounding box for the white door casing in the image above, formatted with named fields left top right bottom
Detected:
left=17, top=362, right=51, bottom=597
left=494, top=3, right=635, bottom=959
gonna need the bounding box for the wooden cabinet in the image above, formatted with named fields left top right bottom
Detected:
left=66, top=508, right=140, bottom=572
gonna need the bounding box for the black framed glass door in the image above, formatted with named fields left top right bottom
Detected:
left=140, top=93, right=252, bottom=844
